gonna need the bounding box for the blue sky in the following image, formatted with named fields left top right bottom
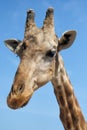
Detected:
left=0, top=0, right=87, bottom=130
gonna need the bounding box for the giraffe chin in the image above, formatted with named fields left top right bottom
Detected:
left=7, top=94, right=33, bottom=109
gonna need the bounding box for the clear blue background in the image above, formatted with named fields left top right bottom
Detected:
left=0, top=0, right=87, bottom=130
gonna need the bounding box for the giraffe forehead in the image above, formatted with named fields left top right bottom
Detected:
left=23, top=39, right=57, bottom=57
left=24, top=28, right=57, bottom=48
left=25, top=41, right=57, bottom=55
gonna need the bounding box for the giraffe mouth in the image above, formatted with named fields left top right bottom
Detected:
left=7, top=92, right=33, bottom=109
left=21, top=99, right=29, bottom=108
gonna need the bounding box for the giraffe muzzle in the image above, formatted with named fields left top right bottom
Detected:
left=7, top=91, right=33, bottom=109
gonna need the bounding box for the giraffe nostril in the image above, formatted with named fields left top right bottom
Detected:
left=17, top=83, right=25, bottom=94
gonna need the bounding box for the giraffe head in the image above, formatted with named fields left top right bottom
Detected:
left=4, top=8, right=76, bottom=109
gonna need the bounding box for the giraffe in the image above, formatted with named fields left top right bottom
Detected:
left=4, top=8, right=87, bottom=130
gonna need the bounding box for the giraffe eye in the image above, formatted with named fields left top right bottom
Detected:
left=46, top=50, right=56, bottom=58
left=22, top=42, right=27, bottom=50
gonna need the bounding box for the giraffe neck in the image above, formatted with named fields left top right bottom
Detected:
left=52, top=55, right=87, bottom=130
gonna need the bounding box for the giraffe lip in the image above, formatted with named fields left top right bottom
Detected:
left=20, top=94, right=33, bottom=108
left=21, top=99, right=29, bottom=108
left=7, top=93, right=33, bottom=109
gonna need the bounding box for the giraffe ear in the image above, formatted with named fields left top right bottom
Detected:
left=58, top=30, right=76, bottom=51
left=4, top=39, right=22, bottom=54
